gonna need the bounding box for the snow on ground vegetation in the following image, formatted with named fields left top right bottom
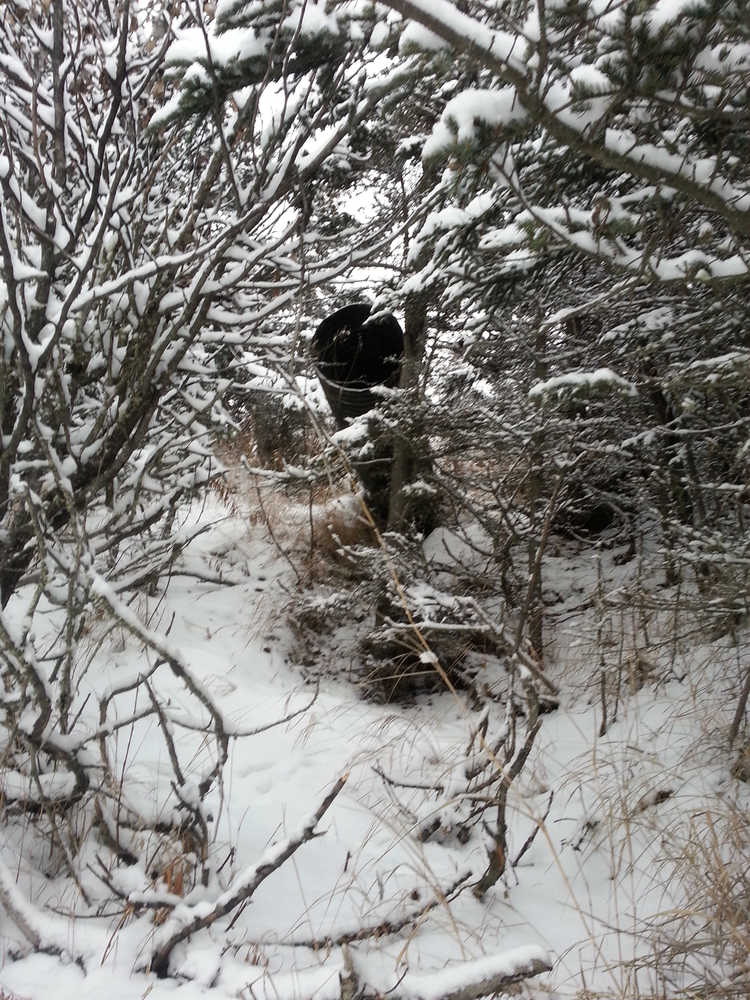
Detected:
left=1, top=478, right=748, bottom=1000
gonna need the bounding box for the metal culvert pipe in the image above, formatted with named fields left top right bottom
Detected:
left=312, top=303, right=404, bottom=520
left=312, top=303, right=403, bottom=428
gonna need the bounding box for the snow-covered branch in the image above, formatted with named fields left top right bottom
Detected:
left=148, top=773, right=348, bottom=977
left=382, top=0, right=750, bottom=242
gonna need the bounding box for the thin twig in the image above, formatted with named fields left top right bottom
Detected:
left=283, top=870, right=472, bottom=949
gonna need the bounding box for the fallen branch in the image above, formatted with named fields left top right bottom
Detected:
left=386, top=946, right=552, bottom=1000
left=148, top=773, right=348, bottom=978
left=0, top=858, right=42, bottom=950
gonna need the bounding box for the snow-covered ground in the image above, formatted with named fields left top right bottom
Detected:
left=1, top=485, right=748, bottom=1000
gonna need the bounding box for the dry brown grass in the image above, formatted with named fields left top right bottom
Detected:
left=308, top=494, right=377, bottom=560
left=643, top=803, right=750, bottom=1000
left=218, top=446, right=377, bottom=583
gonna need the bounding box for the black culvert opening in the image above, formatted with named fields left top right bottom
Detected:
left=312, top=303, right=403, bottom=428
left=312, top=303, right=404, bottom=521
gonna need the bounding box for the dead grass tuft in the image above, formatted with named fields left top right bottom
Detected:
left=308, top=495, right=377, bottom=564
left=643, top=803, right=750, bottom=1000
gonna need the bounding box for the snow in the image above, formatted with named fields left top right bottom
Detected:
left=279, top=3, right=340, bottom=40
left=331, top=419, right=371, bottom=445
left=478, top=222, right=527, bottom=250
left=696, top=41, right=750, bottom=73
left=1, top=485, right=747, bottom=999
left=396, top=946, right=550, bottom=999
left=370, top=21, right=392, bottom=50
left=529, top=368, right=638, bottom=400
left=1, top=768, right=76, bottom=802
left=166, top=26, right=267, bottom=70
left=399, top=22, right=449, bottom=54
left=602, top=128, right=750, bottom=214
left=2, top=4, right=750, bottom=987
left=423, top=88, right=527, bottom=160
left=393, top=0, right=525, bottom=74
left=569, top=64, right=612, bottom=94
left=645, top=0, right=705, bottom=31
left=0, top=52, right=33, bottom=87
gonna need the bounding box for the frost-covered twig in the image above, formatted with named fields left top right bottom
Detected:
left=0, top=857, right=83, bottom=966
left=283, top=870, right=472, bottom=949
left=89, top=573, right=230, bottom=796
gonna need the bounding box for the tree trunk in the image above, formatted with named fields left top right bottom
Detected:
left=386, top=290, right=436, bottom=533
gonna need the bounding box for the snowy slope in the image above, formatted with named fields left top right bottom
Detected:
left=1, top=489, right=748, bottom=1000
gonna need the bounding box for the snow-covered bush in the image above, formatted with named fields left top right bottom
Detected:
left=369, top=0, right=750, bottom=645
left=0, top=0, right=442, bottom=979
